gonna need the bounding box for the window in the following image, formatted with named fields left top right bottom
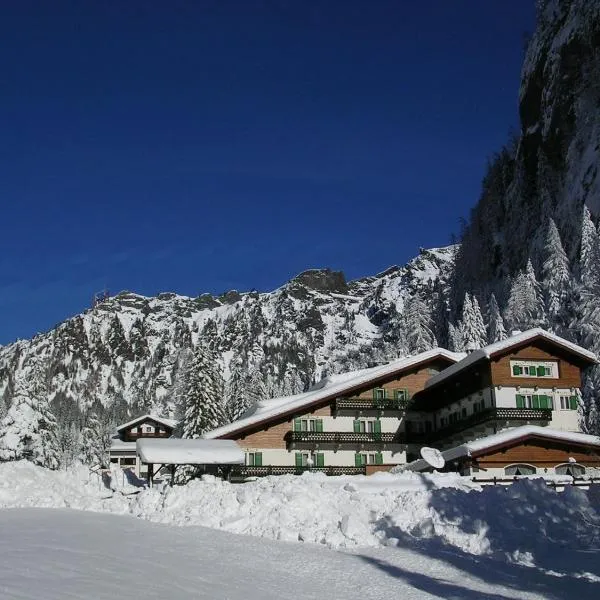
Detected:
left=555, top=463, right=585, bottom=477
left=504, top=464, right=536, bottom=476
left=511, top=361, right=556, bottom=378
left=559, top=396, right=578, bottom=410
left=394, top=389, right=409, bottom=402
left=516, top=394, right=553, bottom=409
left=110, top=457, right=119, bottom=464
left=295, top=452, right=324, bottom=467
left=119, top=457, right=136, bottom=466
left=355, top=452, right=383, bottom=466
left=353, top=419, right=381, bottom=435
left=247, top=452, right=263, bottom=466
left=294, top=418, right=324, bottom=432
left=373, top=388, right=386, bottom=400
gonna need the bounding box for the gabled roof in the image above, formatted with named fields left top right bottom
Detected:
left=204, top=348, right=464, bottom=440
left=405, top=426, right=600, bottom=472
left=425, top=328, right=597, bottom=390
left=116, top=414, right=178, bottom=433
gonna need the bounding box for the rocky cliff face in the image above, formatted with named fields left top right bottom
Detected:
left=456, top=0, right=600, bottom=295
left=0, top=247, right=455, bottom=423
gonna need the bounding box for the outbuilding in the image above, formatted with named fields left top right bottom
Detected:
left=136, top=438, right=245, bottom=485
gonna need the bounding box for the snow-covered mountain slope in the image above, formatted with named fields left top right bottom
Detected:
left=0, top=246, right=456, bottom=423
left=455, top=0, right=600, bottom=290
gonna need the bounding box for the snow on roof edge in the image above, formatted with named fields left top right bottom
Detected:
left=425, top=329, right=597, bottom=390
left=204, top=348, right=463, bottom=440
left=136, top=438, right=244, bottom=465
left=405, top=426, right=600, bottom=472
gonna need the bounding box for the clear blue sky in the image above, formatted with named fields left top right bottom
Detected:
left=0, top=1, right=535, bottom=344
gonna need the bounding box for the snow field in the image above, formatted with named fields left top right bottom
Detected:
left=1, top=460, right=600, bottom=584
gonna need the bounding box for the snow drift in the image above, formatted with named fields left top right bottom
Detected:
left=1, top=460, right=599, bottom=582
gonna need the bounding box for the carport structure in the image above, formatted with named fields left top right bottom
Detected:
left=136, top=438, right=245, bottom=486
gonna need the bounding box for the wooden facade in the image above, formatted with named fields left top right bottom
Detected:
left=230, top=357, right=454, bottom=450
left=489, top=342, right=583, bottom=390
left=472, top=436, right=600, bottom=470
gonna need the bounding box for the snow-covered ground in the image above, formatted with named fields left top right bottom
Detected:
left=1, top=461, right=600, bottom=598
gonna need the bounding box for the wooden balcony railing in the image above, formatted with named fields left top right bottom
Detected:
left=231, top=465, right=367, bottom=478
left=285, top=431, right=398, bottom=446
left=334, top=397, right=409, bottom=412
left=405, top=407, right=552, bottom=444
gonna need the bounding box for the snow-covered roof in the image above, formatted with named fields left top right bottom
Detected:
left=425, top=329, right=597, bottom=390
left=136, top=439, right=244, bottom=465
left=405, top=426, right=600, bottom=472
left=204, top=348, right=464, bottom=439
left=116, top=414, right=178, bottom=433
left=109, top=439, right=137, bottom=452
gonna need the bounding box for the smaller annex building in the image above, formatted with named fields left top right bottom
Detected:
left=405, top=426, right=600, bottom=480
left=108, top=414, right=178, bottom=476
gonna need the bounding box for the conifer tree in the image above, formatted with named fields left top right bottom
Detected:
left=487, top=293, right=507, bottom=343
left=504, top=259, right=546, bottom=331
left=460, top=293, right=487, bottom=351
left=0, top=360, right=60, bottom=469
left=447, top=322, right=464, bottom=352
left=580, top=205, right=598, bottom=288
left=541, top=219, right=571, bottom=323
left=182, top=345, right=227, bottom=439
left=402, top=293, right=437, bottom=354
left=225, top=356, right=251, bottom=421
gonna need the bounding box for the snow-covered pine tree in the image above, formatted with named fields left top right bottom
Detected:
left=225, top=357, right=250, bottom=422
left=581, top=369, right=600, bottom=435
left=504, top=259, right=546, bottom=331
left=0, top=360, right=60, bottom=469
left=487, top=293, right=507, bottom=343
left=580, top=205, right=598, bottom=288
left=81, top=409, right=114, bottom=468
left=447, top=322, right=464, bottom=352
left=182, top=345, right=227, bottom=439
left=460, top=293, right=487, bottom=351
left=402, top=293, right=437, bottom=354
left=541, top=218, right=571, bottom=325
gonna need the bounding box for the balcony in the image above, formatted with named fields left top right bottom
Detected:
left=285, top=430, right=399, bottom=448
left=405, top=407, right=552, bottom=445
left=230, top=465, right=366, bottom=479
left=333, top=397, right=409, bottom=415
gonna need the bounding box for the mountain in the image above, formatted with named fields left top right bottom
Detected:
left=0, top=246, right=455, bottom=462
left=455, top=0, right=600, bottom=295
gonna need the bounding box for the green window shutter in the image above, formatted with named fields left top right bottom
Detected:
left=354, top=453, right=362, bottom=467
left=255, top=452, right=262, bottom=467
left=294, top=418, right=301, bottom=432
left=353, top=420, right=361, bottom=433
left=372, top=389, right=378, bottom=399
left=404, top=389, right=409, bottom=401
left=529, top=365, right=537, bottom=376
left=316, top=453, right=324, bottom=467
left=248, top=453, right=255, bottom=466
left=512, top=365, right=522, bottom=376
left=516, top=394, right=525, bottom=409
left=569, top=396, right=578, bottom=410
left=295, top=453, right=303, bottom=467
left=537, top=366, right=546, bottom=377
left=316, top=419, right=323, bottom=432
left=532, top=395, right=540, bottom=409
left=375, top=452, right=383, bottom=465
left=538, top=395, right=547, bottom=409
left=374, top=420, right=382, bottom=434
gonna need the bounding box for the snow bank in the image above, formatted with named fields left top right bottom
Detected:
left=1, top=461, right=599, bottom=578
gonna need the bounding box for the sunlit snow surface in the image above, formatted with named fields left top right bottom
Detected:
left=1, top=462, right=600, bottom=599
